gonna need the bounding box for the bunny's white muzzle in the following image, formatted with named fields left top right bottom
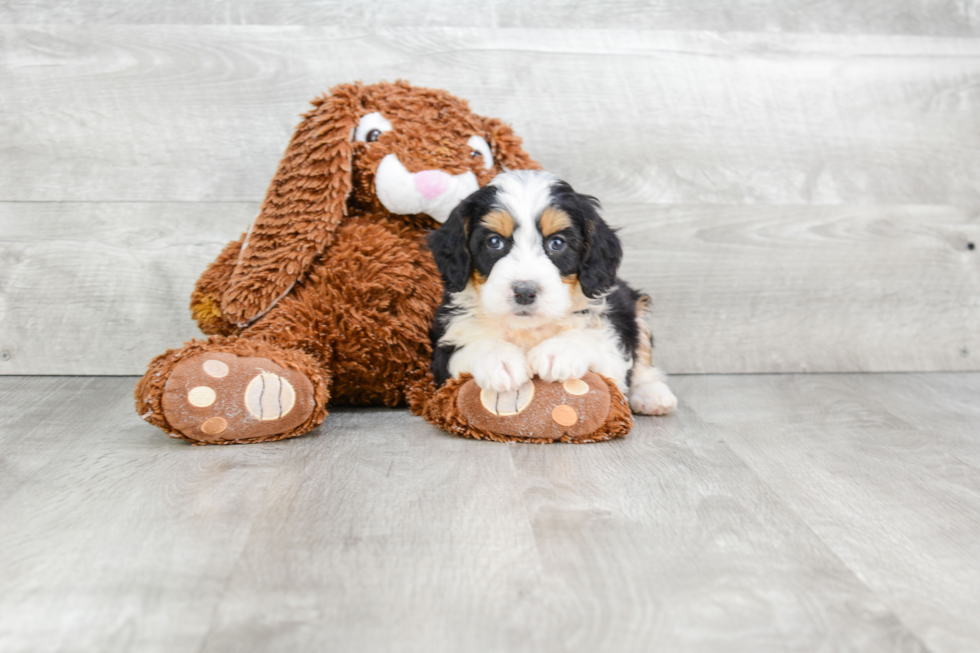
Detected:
left=375, top=154, right=480, bottom=223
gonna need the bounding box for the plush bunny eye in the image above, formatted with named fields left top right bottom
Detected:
left=354, top=112, right=392, bottom=143
left=467, top=135, right=494, bottom=170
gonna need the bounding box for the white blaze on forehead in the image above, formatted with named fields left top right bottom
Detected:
left=489, top=170, right=558, bottom=237
left=375, top=154, right=479, bottom=223
left=490, top=170, right=559, bottom=252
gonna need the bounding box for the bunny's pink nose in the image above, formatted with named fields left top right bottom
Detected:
left=414, top=170, right=452, bottom=200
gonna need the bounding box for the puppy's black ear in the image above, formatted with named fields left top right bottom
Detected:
left=578, top=196, right=622, bottom=298
left=427, top=200, right=472, bottom=293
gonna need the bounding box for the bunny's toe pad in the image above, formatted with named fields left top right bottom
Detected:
left=457, top=372, right=611, bottom=441
left=162, top=352, right=315, bottom=443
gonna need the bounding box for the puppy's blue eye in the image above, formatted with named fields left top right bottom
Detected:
left=547, top=236, right=565, bottom=252
left=487, top=236, right=504, bottom=250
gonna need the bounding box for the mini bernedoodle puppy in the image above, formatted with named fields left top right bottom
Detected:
left=427, top=170, right=677, bottom=416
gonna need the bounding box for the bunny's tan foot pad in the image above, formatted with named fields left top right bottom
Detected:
left=457, top=372, right=612, bottom=442
left=161, top=352, right=315, bottom=443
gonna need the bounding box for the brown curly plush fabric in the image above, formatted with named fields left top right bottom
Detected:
left=135, top=81, right=541, bottom=444
left=220, top=82, right=539, bottom=328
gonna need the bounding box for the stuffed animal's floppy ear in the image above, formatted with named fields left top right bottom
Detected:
left=220, top=85, right=364, bottom=327
left=578, top=196, right=623, bottom=299
left=483, top=117, right=541, bottom=172
left=427, top=200, right=472, bottom=294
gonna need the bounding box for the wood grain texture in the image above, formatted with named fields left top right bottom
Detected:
left=683, top=373, right=980, bottom=653
left=10, top=374, right=979, bottom=651
left=198, top=409, right=546, bottom=653
left=504, top=405, right=927, bottom=652
left=2, top=27, right=979, bottom=207
left=2, top=202, right=976, bottom=375
left=3, top=24, right=978, bottom=375
left=2, top=0, right=979, bottom=35
left=0, top=202, right=257, bottom=375
left=0, top=377, right=291, bottom=652
left=614, top=203, right=980, bottom=374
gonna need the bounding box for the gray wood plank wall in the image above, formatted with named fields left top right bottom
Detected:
left=1, top=4, right=979, bottom=375
left=3, top=1, right=980, bottom=34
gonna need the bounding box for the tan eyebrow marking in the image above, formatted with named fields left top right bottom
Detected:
left=539, top=206, right=572, bottom=237
left=479, top=210, right=514, bottom=238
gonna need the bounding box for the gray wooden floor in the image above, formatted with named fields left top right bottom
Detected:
left=1, top=373, right=978, bottom=653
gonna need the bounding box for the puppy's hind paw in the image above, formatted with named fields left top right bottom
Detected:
left=629, top=381, right=677, bottom=416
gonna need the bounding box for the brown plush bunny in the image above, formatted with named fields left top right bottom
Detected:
left=135, top=81, right=542, bottom=444
left=136, top=80, right=633, bottom=445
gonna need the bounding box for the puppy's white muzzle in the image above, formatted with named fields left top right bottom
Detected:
left=481, top=252, right=572, bottom=325
left=375, top=154, right=479, bottom=223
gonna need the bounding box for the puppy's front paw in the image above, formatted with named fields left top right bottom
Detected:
left=472, top=346, right=530, bottom=393
left=528, top=339, right=590, bottom=382
left=629, top=381, right=677, bottom=416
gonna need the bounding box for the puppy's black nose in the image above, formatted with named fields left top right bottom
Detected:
left=513, top=281, right=540, bottom=306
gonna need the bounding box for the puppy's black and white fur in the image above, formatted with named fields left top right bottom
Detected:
left=427, top=170, right=676, bottom=416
